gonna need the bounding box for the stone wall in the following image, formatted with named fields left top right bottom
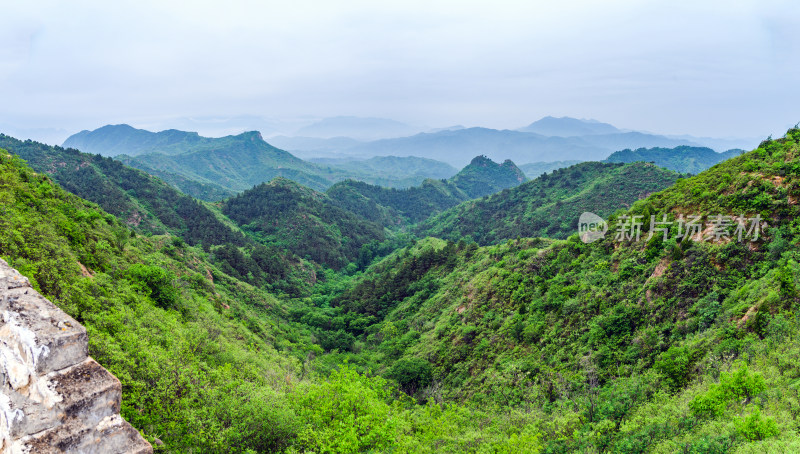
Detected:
left=0, top=259, right=152, bottom=453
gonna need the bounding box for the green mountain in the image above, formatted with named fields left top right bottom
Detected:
left=327, top=130, right=800, bottom=451
left=312, top=155, right=458, bottom=187
left=449, top=155, right=528, bottom=198
left=417, top=161, right=681, bottom=244
left=325, top=156, right=528, bottom=227
left=63, top=124, right=206, bottom=156
left=519, top=160, right=584, bottom=178
left=0, top=133, right=245, bottom=247
left=116, top=131, right=339, bottom=196
left=0, top=145, right=543, bottom=453
left=6, top=124, right=800, bottom=453
left=222, top=178, right=387, bottom=269
left=64, top=125, right=465, bottom=200
left=606, top=145, right=744, bottom=174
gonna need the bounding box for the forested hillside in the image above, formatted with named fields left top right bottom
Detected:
left=4, top=127, right=799, bottom=453
left=418, top=161, right=680, bottom=244
left=118, top=131, right=338, bottom=196
left=449, top=155, right=528, bottom=198
left=0, top=147, right=545, bottom=453
left=222, top=178, right=388, bottom=269
left=326, top=155, right=528, bottom=227
left=606, top=145, right=743, bottom=174
left=520, top=160, right=583, bottom=178
left=0, top=134, right=244, bottom=246
left=324, top=130, right=800, bottom=451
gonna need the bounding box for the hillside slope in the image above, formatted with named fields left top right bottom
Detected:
left=0, top=148, right=545, bottom=453
left=606, top=145, right=744, bottom=174
left=325, top=155, right=528, bottom=227
left=222, top=178, right=387, bottom=269
left=0, top=133, right=245, bottom=247
left=0, top=149, right=311, bottom=452
left=327, top=130, right=800, bottom=452
left=449, top=155, right=528, bottom=198
left=417, top=161, right=680, bottom=244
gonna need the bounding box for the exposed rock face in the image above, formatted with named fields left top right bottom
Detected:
left=0, top=259, right=152, bottom=453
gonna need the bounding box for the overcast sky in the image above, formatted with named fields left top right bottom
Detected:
left=1, top=0, right=799, bottom=143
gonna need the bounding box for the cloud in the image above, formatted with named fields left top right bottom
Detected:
left=1, top=0, right=799, bottom=142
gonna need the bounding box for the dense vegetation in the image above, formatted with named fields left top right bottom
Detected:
left=0, top=134, right=245, bottom=247
left=519, top=160, right=583, bottom=178
left=606, top=145, right=743, bottom=174
left=222, top=178, right=387, bottom=270
left=326, top=155, right=528, bottom=226
left=418, top=161, right=680, bottom=245
left=449, top=155, right=528, bottom=198
left=3, top=126, right=799, bottom=453
left=0, top=148, right=544, bottom=453
left=323, top=130, right=800, bottom=451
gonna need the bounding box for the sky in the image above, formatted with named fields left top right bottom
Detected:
left=1, top=0, right=799, bottom=144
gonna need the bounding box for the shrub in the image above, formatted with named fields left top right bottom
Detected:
left=387, top=357, right=434, bottom=395
left=127, top=263, right=179, bottom=310
left=736, top=407, right=779, bottom=441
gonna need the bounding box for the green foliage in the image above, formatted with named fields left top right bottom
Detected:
left=655, top=346, right=694, bottom=391
left=290, top=364, right=399, bottom=453
left=222, top=178, right=386, bottom=269
left=417, top=161, right=680, bottom=244
left=449, top=155, right=528, bottom=198
left=690, top=364, right=766, bottom=418
left=606, top=145, right=743, bottom=174
left=735, top=407, right=779, bottom=441
left=387, top=357, right=434, bottom=395
left=127, top=263, right=179, bottom=310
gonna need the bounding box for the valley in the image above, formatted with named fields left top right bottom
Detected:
left=0, top=121, right=797, bottom=452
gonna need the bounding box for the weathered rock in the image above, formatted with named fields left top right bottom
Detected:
left=0, top=258, right=152, bottom=453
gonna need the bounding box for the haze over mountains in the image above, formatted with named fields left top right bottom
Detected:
left=64, top=116, right=755, bottom=171
left=4, top=119, right=798, bottom=452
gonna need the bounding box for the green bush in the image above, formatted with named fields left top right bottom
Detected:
left=387, top=357, right=434, bottom=395
left=736, top=407, right=779, bottom=441
left=127, top=263, right=179, bottom=310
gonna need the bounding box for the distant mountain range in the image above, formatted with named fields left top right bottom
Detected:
left=417, top=161, right=681, bottom=244
left=62, top=125, right=466, bottom=199
left=517, top=116, right=621, bottom=136
left=61, top=118, right=758, bottom=197
left=605, top=146, right=745, bottom=174
left=295, top=116, right=422, bottom=141
left=270, top=116, right=760, bottom=166
left=327, top=155, right=528, bottom=226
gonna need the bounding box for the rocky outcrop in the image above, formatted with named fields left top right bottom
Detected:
left=0, top=259, right=152, bottom=453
